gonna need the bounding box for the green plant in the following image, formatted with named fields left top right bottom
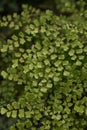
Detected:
left=0, top=4, right=87, bottom=130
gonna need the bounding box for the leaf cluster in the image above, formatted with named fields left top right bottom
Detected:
left=0, top=4, right=87, bottom=130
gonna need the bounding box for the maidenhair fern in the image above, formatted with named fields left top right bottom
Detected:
left=0, top=4, right=87, bottom=130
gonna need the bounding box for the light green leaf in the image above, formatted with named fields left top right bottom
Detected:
left=63, top=60, right=69, bottom=66
left=15, top=52, right=21, bottom=58
left=71, top=55, right=77, bottom=60
left=76, top=49, right=83, bottom=54
left=18, top=109, right=24, bottom=118
left=20, top=38, right=25, bottom=44
left=59, top=55, right=65, bottom=60
left=75, top=60, right=82, bottom=66
left=25, top=120, right=32, bottom=128
left=78, top=55, right=84, bottom=60
left=46, top=83, right=52, bottom=88
left=1, top=71, right=8, bottom=78
left=1, top=45, right=8, bottom=52
left=9, top=21, right=14, bottom=28
left=54, top=61, right=61, bottom=67
left=9, top=45, right=14, bottom=51
left=44, top=59, right=50, bottom=65
left=37, top=62, right=42, bottom=68
left=12, top=101, right=19, bottom=109
left=35, top=42, right=42, bottom=50
left=25, top=111, right=31, bottom=118
left=45, top=68, right=51, bottom=73
left=7, top=111, right=11, bottom=117
left=14, top=41, right=19, bottom=47
left=40, top=88, right=47, bottom=93
left=16, top=122, right=24, bottom=129
left=12, top=35, right=18, bottom=41
left=63, top=71, right=70, bottom=76
left=12, top=110, right=17, bottom=118
left=10, top=126, right=16, bottom=130
left=51, top=54, right=57, bottom=60
left=57, top=66, right=63, bottom=71
left=68, top=49, right=75, bottom=56
left=7, top=104, right=13, bottom=110
left=1, top=108, right=7, bottom=115
left=84, top=46, right=87, bottom=52
left=53, top=76, right=60, bottom=82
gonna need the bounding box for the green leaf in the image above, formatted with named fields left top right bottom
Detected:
left=35, top=42, right=42, bottom=50
left=51, top=54, right=57, bottom=60
left=15, top=52, right=21, bottom=58
left=29, top=64, right=33, bottom=70
left=56, top=115, right=62, bottom=120
left=25, top=120, right=32, bottom=128
left=63, top=71, right=70, bottom=76
left=76, top=49, right=83, bottom=54
left=62, top=60, right=69, bottom=66
left=1, top=71, right=8, bottom=78
left=44, top=59, right=50, bottom=65
left=9, top=21, right=14, bottom=28
left=32, top=80, right=37, bottom=86
left=7, top=104, right=13, bottom=110
left=20, top=38, right=25, bottom=44
left=25, top=111, right=31, bottom=118
left=41, top=79, right=47, bottom=83
left=57, top=66, right=63, bottom=71
left=9, top=126, right=16, bottom=130
left=53, top=76, right=60, bottom=82
left=41, top=26, right=46, bottom=33
left=1, top=108, right=7, bottom=115
left=18, top=109, right=24, bottom=118
left=12, top=35, right=18, bottom=41
left=12, top=101, right=19, bottom=109
left=59, top=55, right=65, bottom=60
left=1, top=45, right=8, bottom=52
left=12, top=110, right=17, bottom=118
left=74, top=105, right=84, bottom=113
left=8, top=74, right=13, bottom=80
left=78, top=55, right=84, bottom=60
left=64, top=107, right=70, bottom=114
left=40, top=88, right=47, bottom=93
left=37, top=62, right=42, bottom=68
left=63, top=45, right=69, bottom=51
left=49, top=47, right=54, bottom=53
left=45, top=68, right=51, bottom=73
left=7, top=111, right=11, bottom=117
left=42, top=49, right=48, bottom=55
left=48, top=72, right=54, bottom=78
left=75, top=60, right=82, bottom=66
left=71, top=55, right=77, bottom=60
left=68, top=49, right=75, bottom=56
left=52, top=114, right=61, bottom=120
left=46, top=83, right=52, bottom=88
left=84, top=46, right=87, bottom=52
left=8, top=45, right=14, bottom=51
left=54, top=61, right=61, bottom=67
left=16, top=122, right=24, bottom=129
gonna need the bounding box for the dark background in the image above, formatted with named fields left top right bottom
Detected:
left=0, top=0, right=86, bottom=16
left=0, top=0, right=53, bottom=15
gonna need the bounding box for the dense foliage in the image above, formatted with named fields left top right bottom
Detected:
left=0, top=3, right=87, bottom=130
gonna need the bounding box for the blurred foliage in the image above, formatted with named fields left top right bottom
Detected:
left=0, top=0, right=87, bottom=16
